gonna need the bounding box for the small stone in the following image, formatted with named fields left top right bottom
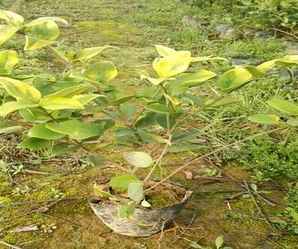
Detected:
left=254, top=31, right=272, bottom=39
left=184, top=171, right=193, bottom=180
left=231, top=58, right=259, bottom=66
left=12, top=225, right=39, bottom=233
left=284, top=41, right=298, bottom=54
left=215, top=24, right=236, bottom=39
left=182, top=15, right=201, bottom=29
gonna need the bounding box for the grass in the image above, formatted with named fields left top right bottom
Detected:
left=0, top=0, right=297, bottom=248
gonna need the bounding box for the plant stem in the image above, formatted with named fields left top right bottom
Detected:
left=144, top=84, right=174, bottom=182
left=145, top=127, right=284, bottom=192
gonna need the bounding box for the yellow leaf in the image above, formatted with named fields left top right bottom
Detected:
left=153, top=51, right=192, bottom=78
left=0, top=77, right=41, bottom=103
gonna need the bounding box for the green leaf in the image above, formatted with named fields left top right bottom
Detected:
left=0, top=10, right=24, bottom=26
left=137, top=129, right=168, bottom=144
left=153, top=51, right=192, bottom=78
left=76, top=46, right=112, bottom=63
left=119, top=103, right=137, bottom=120
left=168, top=70, right=216, bottom=95
left=93, top=183, right=113, bottom=199
left=267, top=97, right=298, bottom=116
left=135, top=112, right=157, bottom=128
left=28, top=124, right=65, bottom=140
left=276, top=55, right=298, bottom=66
left=45, top=85, right=91, bottom=98
left=0, top=77, right=41, bottom=103
left=46, top=119, right=109, bottom=140
left=0, top=25, right=19, bottom=46
left=215, top=235, right=224, bottom=249
left=256, top=59, right=277, bottom=73
left=128, top=182, right=144, bottom=203
left=72, top=94, right=100, bottom=105
left=118, top=203, right=135, bottom=218
left=248, top=114, right=280, bottom=125
left=109, top=174, right=139, bottom=192
left=0, top=50, right=19, bottom=75
left=217, top=67, right=253, bottom=92
left=40, top=96, right=84, bottom=110
left=115, top=127, right=139, bottom=145
left=0, top=101, right=37, bottom=117
left=84, top=61, right=118, bottom=83
left=123, top=151, right=153, bottom=168
left=19, top=108, right=50, bottom=122
left=24, top=20, right=60, bottom=50
left=244, top=66, right=265, bottom=78
left=19, top=137, right=52, bottom=151
left=145, top=103, right=169, bottom=114
left=155, top=45, right=177, bottom=57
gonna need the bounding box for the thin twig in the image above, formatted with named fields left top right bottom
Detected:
left=145, top=127, right=283, bottom=192
left=0, top=241, right=23, bottom=249
left=270, top=28, right=298, bottom=40
left=242, top=181, right=275, bottom=229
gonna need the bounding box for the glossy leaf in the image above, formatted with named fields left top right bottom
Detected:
left=0, top=50, right=19, bottom=75
left=267, top=97, right=298, bottom=116
left=0, top=77, right=41, bottom=103
left=217, top=67, right=253, bottom=92
left=276, top=55, right=298, bottom=66
left=123, top=151, right=153, bottom=168
left=128, top=182, right=144, bottom=203
left=19, top=108, right=51, bottom=122
left=153, top=51, right=192, bottom=78
left=168, top=69, right=216, bottom=95
left=72, top=94, right=100, bottom=105
left=155, top=45, right=176, bottom=57
left=28, top=124, right=65, bottom=140
left=46, top=119, right=109, bottom=140
left=256, top=59, right=277, bottom=73
left=24, top=20, right=60, bottom=50
left=40, top=96, right=84, bottom=110
left=248, top=114, right=280, bottom=125
left=109, top=174, right=139, bottom=192
left=0, top=25, right=19, bottom=46
left=0, top=101, right=37, bottom=117
left=84, top=61, right=118, bottom=83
